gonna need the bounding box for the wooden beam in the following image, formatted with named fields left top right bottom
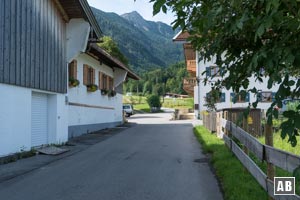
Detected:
left=52, top=0, right=69, bottom=22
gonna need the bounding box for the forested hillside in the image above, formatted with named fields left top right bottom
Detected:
left=91, top=8, right=183, bottom=73
left=124, top=62, right=188, bottom=95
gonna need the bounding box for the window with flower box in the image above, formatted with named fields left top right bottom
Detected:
left=83, top=65, right=98, bottom=92
left=83, top=64, right=95, bottom=85
left=68, top=60, right=80, bottom=87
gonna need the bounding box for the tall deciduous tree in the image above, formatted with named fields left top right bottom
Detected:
left=150, top=0, right=300, bottom=146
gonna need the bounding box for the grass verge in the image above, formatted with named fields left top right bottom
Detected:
left=133, top=104, right=150, bottom=113
left=0, top=149, right=36, bottom=165
left=194, top=126, right=268, bottom=200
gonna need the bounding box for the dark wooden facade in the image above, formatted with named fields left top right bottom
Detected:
left=0, top=0, right=67, bottom=93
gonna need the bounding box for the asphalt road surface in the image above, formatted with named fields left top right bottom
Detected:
left=0, top=113, right=223, bottom=200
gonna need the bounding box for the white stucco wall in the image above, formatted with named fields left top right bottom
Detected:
left=68, top=53, right=124, bottom=136
left=195, top=53, right=280, bottom=113
left=66, top=19, right=90, bottom=62
left=0, top=84, right=68, bottom=157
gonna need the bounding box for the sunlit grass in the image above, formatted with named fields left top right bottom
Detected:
left=162, top=97, right=193, bottom=109
left=133, top=104, right=150, bottom=113
left=194, top=126, right=268, bottom=200
left=258, top=132, right=300, bottom=155
left=123, top=95, right=194, bottom=112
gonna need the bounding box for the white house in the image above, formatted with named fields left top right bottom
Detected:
left=173, top=31, right=279, bottom=118
left=0, top=0, right=138, bottom=157
left=68, top=44, right=139, bottom=138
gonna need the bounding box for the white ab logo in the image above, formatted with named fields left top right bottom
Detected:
left=276, top=181, right=292, bottom=192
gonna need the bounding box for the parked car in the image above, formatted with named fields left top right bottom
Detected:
left=123, top=104, right=134, bottom=117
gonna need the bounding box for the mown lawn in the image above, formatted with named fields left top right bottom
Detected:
left=194, top=126, right=268, bottom=200
left=133, top=104, right=150, bottom=113
left=123, top=95, right=194, bottom=112
left=162, top=97, right=193, bottom=109
left=258, top=132, right=300, bottom=155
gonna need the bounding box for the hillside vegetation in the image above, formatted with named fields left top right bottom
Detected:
left=124, top=62, right=189, bottom=96
left=91, top=8, right=183, bottom=73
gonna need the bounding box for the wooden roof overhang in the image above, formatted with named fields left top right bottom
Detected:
left=55, top=0, right=102, bottom=39
left=87, top=44, right=140, bottom=80
left=183, top=43, right=196, bottom=61
left=173, top=31, right=190, bottom=42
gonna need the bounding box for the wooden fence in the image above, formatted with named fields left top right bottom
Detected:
left=220, top=118, right=300, bottom=200
left=203, top=111, right=217, bottom=132
left=203, top=109, right=262, bottom=137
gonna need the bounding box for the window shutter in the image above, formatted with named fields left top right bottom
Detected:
left=230, top=93, right=235, bottom=103
left=98, top=72, right=101, bottom=89
left=106, top=76, right=110, bottom=90
left=83, top=65, right=89, bottom=85
left=103, top=74, right=107, bottom=89
left=245, top=93, right=250, bottom=102
left=206, top=93, right=210, bottom=101
left=100, top=72, right=104, bottom=89
left=68, top=63, right=73, bottom=79
left=220, top=67, right=225, bottom=76
left=108, top=76, right=113, bottom=90
left=73, top=60, right=77, bottom=79
left=206, top=67, right=211, bottom=77
left=257, top=92, right=262, bottom=102
left=221, top=93, right=226, bottom=102
left=91, top=68, right=95, bottom=84
left=108, top=76, right=111, bottom=90
left=271, top=92, right=276, bottom=101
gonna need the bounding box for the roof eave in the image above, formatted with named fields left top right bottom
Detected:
left=79, top=0, right=102, bottom=38
left=88, top=44, right=140, bottom=80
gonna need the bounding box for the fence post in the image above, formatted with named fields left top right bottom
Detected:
left=265, top=123, right=274, bottom=200
left=243, top=117, right=249, bottom=156
left=224, top=111, right=228, bottom=135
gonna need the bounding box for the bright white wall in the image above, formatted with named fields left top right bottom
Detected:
left=0, top=84, right=68, bottom=157
left=68, top=53, right=123, bottom=128
left=0, top=84, right=31, bottom=156
left=196, top=53, right=279, bottom=113
left=66, top=19, right=90, bottom=62
left=48, top=94, right=69, bottom=144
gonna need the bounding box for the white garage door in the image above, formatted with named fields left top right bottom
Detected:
left=31, top=92, right=48, bottom=147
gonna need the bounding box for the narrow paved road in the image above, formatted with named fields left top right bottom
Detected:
left=0, top=113, right=223, bottom=200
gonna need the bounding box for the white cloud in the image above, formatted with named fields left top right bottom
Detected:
left=87, top=0, right=175, bottom=25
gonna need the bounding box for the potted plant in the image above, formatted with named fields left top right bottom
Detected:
left=108, top=90, right=117, bottom=97
left=86, top=84, right=98, bottom=92
left=69, top=77, right=80, bottom=87
left=101, top=89, right=108, bottom=95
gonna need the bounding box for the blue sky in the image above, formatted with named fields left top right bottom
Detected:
left=87, top=0, right=175, bottom=25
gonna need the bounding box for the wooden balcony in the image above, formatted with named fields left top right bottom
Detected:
left=186, top=60, right=196, bottom=74
left=183, top=77, right=197, bottom=96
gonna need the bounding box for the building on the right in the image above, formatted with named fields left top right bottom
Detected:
left=173, top=31, right=280, bottom=119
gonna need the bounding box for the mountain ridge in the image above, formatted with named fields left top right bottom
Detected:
left=91, top=7, right=183, bottom=73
